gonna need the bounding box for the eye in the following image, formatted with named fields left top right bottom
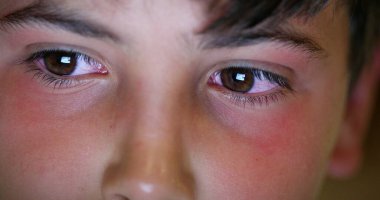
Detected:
left=24, top=49, right=108, bottom=89
left=33, top=50, right=108, bottom=76
left=210, top=66, right=290, bottom=94
left=207, top=61, right=293, bottom=107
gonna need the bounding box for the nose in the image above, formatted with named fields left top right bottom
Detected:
left=102, top=96, right=194, bottom=200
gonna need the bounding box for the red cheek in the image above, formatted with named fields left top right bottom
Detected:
left=0, top=71, right=115, bottom=181
left=207, top=98, right=306, bottom=156
left=258, top=108, right=307, bottom=152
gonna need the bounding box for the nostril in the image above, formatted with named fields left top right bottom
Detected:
left=112, top=195, right=130, bottom=200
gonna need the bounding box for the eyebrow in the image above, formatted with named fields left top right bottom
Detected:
left=0, top=0, right=120, bottom=42
left=201, top=26, right=326, bottom=58
left=1, top=0, right=325, bottom=58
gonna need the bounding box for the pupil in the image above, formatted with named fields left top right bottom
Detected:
left=221, top=68, right=254, bottom=93
left=44, top=52, right=77, bottom=76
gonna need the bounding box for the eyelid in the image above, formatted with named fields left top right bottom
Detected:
left=23, top=43, right=111, bottom=68
left=206, top=59, right=296, bottom=108
left=214, top=60, right=294, bottom=75
left=20, top=46, right=110, bottom=90
left=212, top=60, right=295, bottom=86
left=26, top=50, right=108, bottom=76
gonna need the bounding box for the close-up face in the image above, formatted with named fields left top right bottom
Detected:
left=0, top=0, right=361, bottom=199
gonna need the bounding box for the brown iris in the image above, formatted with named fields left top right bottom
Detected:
left=43, top=52, right=77, bottom=76
left=220, top=67, right=254, bottom=93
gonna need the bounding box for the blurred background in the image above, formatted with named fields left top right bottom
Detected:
left=320, top=91, right=380, bottom=200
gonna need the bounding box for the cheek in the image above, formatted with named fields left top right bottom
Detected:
left=192, top=90, right=346, bottom=199
left=0, top=71, right=116, bottom=198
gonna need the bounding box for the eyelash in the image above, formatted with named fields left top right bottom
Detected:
left=23, top=49, right=100, bottom=89
left=22, top=50, right=291, bottom=107
left=209, top=66, right=293, bottom=107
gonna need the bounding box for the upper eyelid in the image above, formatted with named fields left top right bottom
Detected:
left=24, top=43, right=109, bottom=63
left=26, top=50, right=83, bottom=61
left=215, top=60, right=294, bottom=78
left=21, top=50, right=90, bottom=70
left=20, top=47, right=109, bottom=70
left=215, top=60, right=294, bottom=88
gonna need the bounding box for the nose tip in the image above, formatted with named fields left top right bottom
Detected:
left=102, top=134, right=194, bottom=200
left=105, top=179, right=192, bottom=200
left=103, top=155, right=194, bottom=200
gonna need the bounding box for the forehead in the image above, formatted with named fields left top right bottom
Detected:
left=0, top=0, right=202, bottom=17
left=0, top=0, right=209, bottom=38
left=1, top=0, right=337, bottom=19
left=0, top=0, right=348, bottom=52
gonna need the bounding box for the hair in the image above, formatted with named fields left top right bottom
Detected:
left=203, top=0, right=380, bottom=88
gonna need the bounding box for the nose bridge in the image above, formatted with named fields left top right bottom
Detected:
left=102, top=63, right=194, bottom=199
left=125, top=96, right=189, bottom=182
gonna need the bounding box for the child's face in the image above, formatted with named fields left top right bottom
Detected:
left=0, top=0, right=353, bottom=199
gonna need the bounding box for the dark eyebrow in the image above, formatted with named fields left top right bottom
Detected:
left=0, top=0, right=120, bottom=42
left=201, top=26, right=326, bottom=58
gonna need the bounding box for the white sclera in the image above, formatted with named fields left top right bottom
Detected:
left=68, top=56, right=104, bottom=76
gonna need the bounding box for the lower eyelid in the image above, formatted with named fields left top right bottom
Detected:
left=207, top=72, right=293, bottom=109
left=212, top=86, right=289, bottom=108
left=24, top=61, right=98, bottom=90
left=234, top=91, right=287, bottom=107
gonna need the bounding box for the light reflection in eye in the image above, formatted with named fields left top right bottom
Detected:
left=235, top=73, right=246, bottom=81
left=60, top=56, right=72, bottom=64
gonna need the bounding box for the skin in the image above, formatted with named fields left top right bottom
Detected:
left=0, top=0, right=377, bottom=199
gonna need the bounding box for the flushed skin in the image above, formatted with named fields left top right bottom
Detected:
left=0, top=0, right=378, bottom=200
